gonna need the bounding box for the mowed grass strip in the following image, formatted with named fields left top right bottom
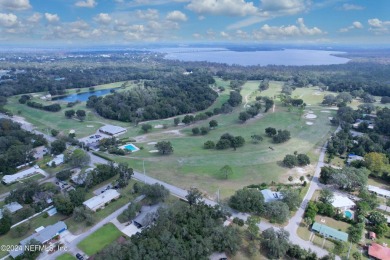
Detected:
left=77, top=223, right=123, bottom=256
left=56, top=253, right=76, bottom=260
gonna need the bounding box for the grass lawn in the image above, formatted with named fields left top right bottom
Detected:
left=56, top=253, right=76, bottom=260
left=367, top=177, right=390, bottom=190
left=0, top=213, right=66, bottom=258
left=77, top=223, right=123, bottom=256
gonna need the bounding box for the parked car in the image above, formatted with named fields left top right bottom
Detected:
left=76, top=253, right=84, bottom=260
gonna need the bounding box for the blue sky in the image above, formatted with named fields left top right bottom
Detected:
left=0, top=0, right=389, bottom=46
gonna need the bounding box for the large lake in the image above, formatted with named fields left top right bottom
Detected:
left=157, top=48, right=350, bottom=66
left=53, top=88, right=116, bottom=102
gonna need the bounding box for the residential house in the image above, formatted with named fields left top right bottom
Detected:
left=261, top=189, right=283, bottom=203
left=368, top=243, right=390, bottom=260
left=311, top=222, right=348, bottom=242
left=83, top=189, right=120, bottom=212
left=331, top=194, right=355, bottom=211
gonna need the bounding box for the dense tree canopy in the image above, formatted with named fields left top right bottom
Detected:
left=87, top=71, right=217, bottom=122
left=0, top=119, right=47, bottom=173
left=96, top=202, right=241, bottom=260
left=229, top=188, right=265, bottom=215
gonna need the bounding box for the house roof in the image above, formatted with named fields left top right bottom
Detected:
left=46, top=154, right=64, bottom=166
left=83, top=189, right=120, bottom=210
left=0, top=202, right=23, bottom=219
left=312, top=222, right=348, bottom=242
left=369, top=243, right=390, bottom=260
left=99, top=125, right=126, bottom=135
left=368, top=185, right=390, bottom=197
left=2, top=165, right=46, bottom=184
left=331, top=194, right=355, bottom=208
left=19, top=221, right=67, bottom=246
left=133, top=204, right=160, bottom=228
left=346, top=154, right=364, bottom=164
left=261, top=189, right=283, bottom=203
left=9, top=221, right=67, bottom=258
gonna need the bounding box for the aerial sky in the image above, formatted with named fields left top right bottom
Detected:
left=0, top=0, right=389, bottom=46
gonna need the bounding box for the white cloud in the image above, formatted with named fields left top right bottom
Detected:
left=0, top=13, right=18, bottom=27
left=187, top=0, right=258, bottom=16
left=368, top=18, right=390, bottom=33
left=256, top=18, right=323, bottom=38
left=220, top=31, right=230, bottom=38
left=136, top=9, right=159, bottom=20
left=0, top=0, right=31, bottom=11
left=260, top=0, right=308, bottom=15
left=27, top=13, right=42, bottom=23
left=94, top=13, right=112, bottom=24
left=339, top=3, right=364, bottom=11
left=75, top=0, right=97, bottom=8
left=227, top=0, right=310, bottom=30
left=45, top=13, right=60, bottom=23
left=166, top=10, right=187, bottom=22
left=339, top=21, right=363, bottom=33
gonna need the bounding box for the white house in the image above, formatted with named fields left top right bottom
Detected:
left=331, top=194, right=355, bottom=211
left=368, top=185, right=390, bottom=198
left=46, top=154, right=64, bottom=167
left=83, top=189, right=120, bottom=211
left=261, top=189, right=283, bottom=203
left=2, top=165, right=46, bottom=185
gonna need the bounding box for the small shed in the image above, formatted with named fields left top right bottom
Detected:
left=370, top=231, right=377, bottom=240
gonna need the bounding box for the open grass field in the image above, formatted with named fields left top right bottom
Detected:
left=77, top=223, right=123, bottom=256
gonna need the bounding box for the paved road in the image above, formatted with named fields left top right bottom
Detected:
left=42, top=195, right=145, bottom=260
left=378, top=204, right=390, bottom=213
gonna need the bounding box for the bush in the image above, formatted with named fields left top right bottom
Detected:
left=204, top=140, right=215, bottom=149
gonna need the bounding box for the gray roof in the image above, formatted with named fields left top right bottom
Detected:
left=19, top=221, right=67, bottom=246
left=10, top=221, right=67, bottom=258
left=261, top=189, right=283, bottom=203
left=133, top=204, right=160, bottom=228
left=99, top=125, right=127, bottom=135
left=0, top=202, right=23, bottom=219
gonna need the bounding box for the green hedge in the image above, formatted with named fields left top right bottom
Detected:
left=92, top=152, right=114, bottom=162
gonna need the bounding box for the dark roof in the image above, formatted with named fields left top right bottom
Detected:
left=133, top=204, right=160, bottom=228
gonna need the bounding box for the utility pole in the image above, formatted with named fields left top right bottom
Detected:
left=217, top=188, right=220, bottom=203
left=143, top=159, right=146, bottom=184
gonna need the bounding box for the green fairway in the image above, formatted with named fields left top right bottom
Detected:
left=100, top=80, right=338, bottom=199
left=77, top=223, right=123, bottom=256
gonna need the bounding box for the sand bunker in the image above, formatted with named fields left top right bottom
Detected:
left=314, top=92, right=322, bottom=96
left=149, top=150, right=159, bottom=153
left=177, top=123, right=185, bottom=126
left=154, top=124, right=163, bottom=129
left=86, top=125, right=94, bottom=128
left=306, top=122, right=314, bottom=125
left=321, top=110, right=331, bottom=113
left=305, top=114, right=317, bottom=119
left=147, top=142, right=157, bottom=145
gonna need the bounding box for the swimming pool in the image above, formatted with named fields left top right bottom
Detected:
left=123, top=143, right=139, bottom=152
left=345, top=210, right=353, bottom=219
